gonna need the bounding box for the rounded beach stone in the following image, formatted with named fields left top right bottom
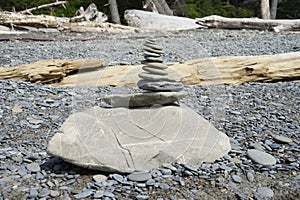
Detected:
left=273, top=135, right=293, bottom=143
left=144, top=43, right=163, bottom=50
left=144, top=47, right=164, bottom=54
left=144, top=51, right=161, bottom=58
left=144, top=56, right=164, bottom=63
left=142, top=66, right=168, bottom=75
left=127, top=172, right=152, bottom=182
left=138, top=72, right=176, bottom=82
left=142, top=62, right=168, bottom=70
left=247, top=149, right=276, bottom=166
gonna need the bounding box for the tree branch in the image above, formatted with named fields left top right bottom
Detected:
left=19, top=1, right=67, bottom=15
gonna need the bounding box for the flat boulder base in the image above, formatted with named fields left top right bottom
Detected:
left=47, top=104, right=231, bottom=173
left=103, top=91, right=187, bottom=108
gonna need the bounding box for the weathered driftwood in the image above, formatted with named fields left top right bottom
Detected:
left=0, top=11, right=69, bottom=28
left=0, top=11, right=136, bottom=33
left=196, top=15, right=300, bottom=32
left=53, top=52, right=300, bottom=87
left=1, top=52, right=299, bottom=86
left=70, top=3, right=108, bottom=23
left=19, top=1, right=67, bottom=15
left=124, top=9, right=202, bottom=31
left=0, top=59, right=104, bottom=84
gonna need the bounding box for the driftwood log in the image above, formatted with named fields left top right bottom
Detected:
left=124, top=9, right=202, bottom=31
left=0, top=11, right=136, bottom=33
left=0, top=52, right=299, bottom=86
left=0, top=59, right=104, bottom=84
left=196, top=15, right=300, bottom=32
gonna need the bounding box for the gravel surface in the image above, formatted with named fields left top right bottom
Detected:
left=0, top=29, right=300, bottom=199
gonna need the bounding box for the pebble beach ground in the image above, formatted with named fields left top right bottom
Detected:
left=0, top=29, right=299, bottom=199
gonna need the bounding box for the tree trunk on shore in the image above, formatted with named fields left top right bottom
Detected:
left=109, top=0, right=121, bottom=24
left=261, top=0, right=271, bottom=19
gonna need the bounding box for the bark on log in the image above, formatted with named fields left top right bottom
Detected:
left=0, top=59, right=104, bottom=84
left=124, top=9, right=202, bottom=31
left=19, top=1, right=67, bottom=15
left=196, top=15, right=300, bottom=32
left=1, top=52, right=298, bottom=86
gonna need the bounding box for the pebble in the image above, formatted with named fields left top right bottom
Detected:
left=73, top=190, right=93, bottom=199
left=127, top=172, right=152, bottom=182
left=246, top=171, right=255, bottom=182
left=93, top=174, right=107, bottom=183
left=136, top=195, right=149, bottom=200
left=110, top=174, right=124, bottom=183
left=247, top=149, right=277, bottom=165
left=273, top=135, right=293, bottom=143
left=28, top=189, right=38, bottom=198
left=159, top=183, right=170, bottom=190
left=231, top=175, right=243, bottom=183
left=38, top=188, right=50, bottom=198
left=50, top=190, right=60, bottom=197
left=257, top=187, right=274, bottom=198
left=26, top=163, right=41, bottom=173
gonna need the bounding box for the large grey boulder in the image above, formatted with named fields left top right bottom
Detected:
left=47, top=104, right=230, bottom=173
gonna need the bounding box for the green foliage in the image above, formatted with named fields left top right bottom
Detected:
left=277, top=0, right=300, bottom=19
left=0, top=0, right=298, bottom=20
left=184, top=0, right=253, bottom=18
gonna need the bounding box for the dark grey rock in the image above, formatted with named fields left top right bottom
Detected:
left=127, top=172, right=152, bottom=182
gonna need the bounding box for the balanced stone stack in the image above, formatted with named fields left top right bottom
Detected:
left=103, top=39, right=187, bottom=108
left=138, top=39, right=184, bottom=92
left=47, top=39, right=231, bottom=173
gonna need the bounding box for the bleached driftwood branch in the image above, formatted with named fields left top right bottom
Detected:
left=19, top=1, right=67, bottom=15
left=196, top=15, right=300, bottom=32
left=70, top=3, right=108, bottom=23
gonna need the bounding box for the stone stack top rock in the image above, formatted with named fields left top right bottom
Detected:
left=138, top=39, right=184, bottom=92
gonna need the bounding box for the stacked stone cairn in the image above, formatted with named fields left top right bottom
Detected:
left=138, top=39, right=184, bottom=92
left=103, top=39, right=187, bottom=108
